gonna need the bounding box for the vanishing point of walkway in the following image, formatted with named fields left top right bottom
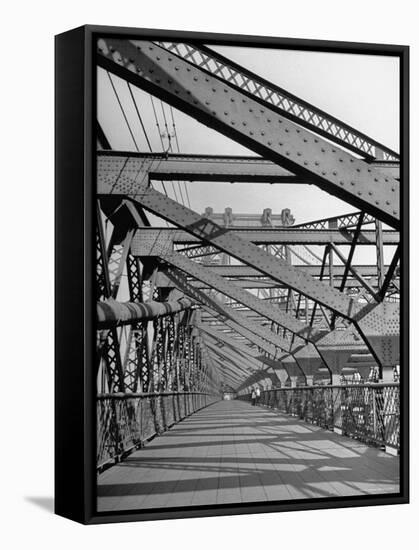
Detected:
left=97, top=400, right=399, bottom=511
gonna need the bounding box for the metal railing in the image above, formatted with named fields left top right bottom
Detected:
left=238, top=383, right=400, bottom=451
left=97, top=391, right=219, bottom=469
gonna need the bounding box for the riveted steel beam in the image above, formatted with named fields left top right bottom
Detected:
left=201, top=264, right=391, bottom=278
left=98, top=150, right=400, bottom=182
left=135, top=243, right=314, bottom=345
left=190, top=276, right=389, bottom=290
left=98, top=183, right=363, bottom=319
left=197, top=323, right=287, bottom=369
left=164, top=267, right=285, bottom=357
left=97, top=39, right=400, bottom=228
left=131, top=227, right=399, bottom=247
left=156, top=42, right=399, bottom=162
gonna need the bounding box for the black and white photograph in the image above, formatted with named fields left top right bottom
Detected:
left=94, top=31, right=406, bottom=517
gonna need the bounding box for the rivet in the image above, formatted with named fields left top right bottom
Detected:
left=339, top=181, right=344, bottom=186
left=322, top=171, right=326, bottom=175
left=175, top=66, right=179, bottom=71
left=314, top=139, right=318, bottom=143
left=285, top=128, right=289, bottom=133
left=243, top=122, right=247, bottom=126
left=168, top=56, right=172, bottom=61
left=230, top=98, right=235, bottom=102
left=186, top=67, right=191, bottom=72
left=212, top=87, right=216, bottom=92
left=375, top=201, right=380, bottom=205
left=286, top=151, right=290, bottom=156
left=321, top=148, right=325, bottom=152
left=304, top=161, right=308, bottom=166
left=356, top=168, right=361, bottom=172
left=149, top=68, right=154, bottom=73
left=156, top=78, right=160, bottom=83
left=333, top=171, right=337, bottom=176
left=315, top=161, right=319, bottom=166
left=149, top=46, right=153, bottom=50
left=351, top=181, right=355, bottom=186
left=368, top=191, right=373, bottom=196
left=391, top=187, right=395, bottom=192
left=303, top=138, right=308, bottom=143
left=224, top=111, right=228, bottom=115
left=267, top=141, right=272, bottom=145
left=267, top=118, right=271, bottom=123
left=193, top=76, right=198, bottom=81
left=156, top=56, right=161, bottom=61
left=168, top=79, right=173, bottom=84
left=279, top=142, right=283, bottom=146
left=357, top=191, right=362, bottom=196
left=249, top=108, right=253, bottom=112
left=249, top=131, right=254, bottom=135
left=224, top=89, right=228, bottom=93
left=261, top=131, right=265, bottom=136
left=386, top=201, right=390, bottom=205
left=212, top=111, right=216, bottom=115
left=205, top=101, right=210, bottom=105
left=374, top=178, right=379, bottom=182
left=205, top=77, right=209, bottom=82
left=297, top=152, right=301, bottom=156
left=393, top=210, right=397, bottom=215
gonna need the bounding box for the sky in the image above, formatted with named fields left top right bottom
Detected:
left=97, top=43, right=399, bottom=265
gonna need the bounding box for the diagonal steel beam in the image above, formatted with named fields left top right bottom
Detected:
left=134, top=243, right=314, bottom=345
left=164, top=267, right=286, bottom=356
left=97, top=39, right=399, bottom=228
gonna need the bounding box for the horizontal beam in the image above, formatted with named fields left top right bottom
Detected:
left=97, top=297, right=194, bottom=328
left=200, top=264, right=390, bottom=278
left=131, top=227, right=399, bottom=247
left=98, top=151, right=400, bottom=182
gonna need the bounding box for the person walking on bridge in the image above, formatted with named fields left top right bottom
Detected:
left=251, top=388, right=256, bottom=406
left=255, top=386, right=261, bottom=405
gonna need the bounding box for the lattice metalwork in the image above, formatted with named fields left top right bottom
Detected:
left=238, top=382, right=400, bottom=450
left=155, top=42, right=399, bottom=162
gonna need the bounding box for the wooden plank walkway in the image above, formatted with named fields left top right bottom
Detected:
left=97, top=400, right=399, bottom=512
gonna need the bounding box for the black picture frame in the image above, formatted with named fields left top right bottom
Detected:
left=55, top=24, right=409, bottom=525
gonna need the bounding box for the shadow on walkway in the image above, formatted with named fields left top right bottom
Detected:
left=97, top=400, right=399, bottom=512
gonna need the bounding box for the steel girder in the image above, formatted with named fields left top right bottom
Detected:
left=196, top=264, right=390, bottom=278
left=197, top=322, right=287, bottom=371
left=98, top=180, right=363, bottom=318
left=133, top=243, right=314, bottom=346
left=98, top=151, right=400, bottom=182
left=130, top=227, right=399, bottom=247
left=163, top=267, right=288, bottom=356
left=97, top=39, right=400, bottom=228
left=155, top=42, right=399, bottom=163
left=189, top=277, right=389, bottom=290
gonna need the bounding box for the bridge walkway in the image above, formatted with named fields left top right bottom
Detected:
left=97, top=400, right=399, bottom=511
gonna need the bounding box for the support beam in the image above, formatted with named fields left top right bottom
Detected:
left=97, top=39, right=400, bottom=228
left=98, top=151, right=400, bottom=182
left=135, top=243, right=314, bottom=345
left=129, top=227, right=399, bottom=247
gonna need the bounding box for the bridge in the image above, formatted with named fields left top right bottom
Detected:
left=95, top=38, right=401, bottom=512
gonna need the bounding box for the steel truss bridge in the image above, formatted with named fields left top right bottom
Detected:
left=95, top=38, right=401, bottom=500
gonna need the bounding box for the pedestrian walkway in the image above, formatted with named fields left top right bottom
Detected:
left=97, top=400, right=399, bottom=512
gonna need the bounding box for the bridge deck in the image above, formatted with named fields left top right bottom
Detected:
left=97, top=400, right=399, bottom=512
